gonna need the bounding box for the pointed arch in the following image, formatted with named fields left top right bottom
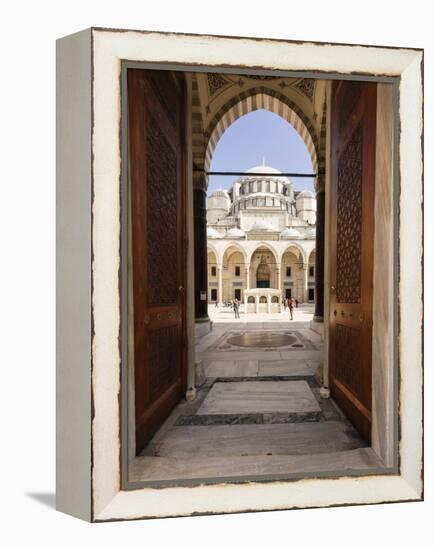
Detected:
left=281, top=243, right=307, bottom=264
left=204, top=89, right=319, bottom=176
left=207, top=242, right=221, bottom=265
left=221, top=241, right=248, bottom=264
left=249, top=242, right=280, bottom=265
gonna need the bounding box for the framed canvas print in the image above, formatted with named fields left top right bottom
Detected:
left=56, top=27, right=423, bottom=522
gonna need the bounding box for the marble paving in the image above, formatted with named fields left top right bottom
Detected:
left=151, top=422, right=366, bottom=459
left=197, top=381, right=321, bottom=415
left=129, top=310, right=382, bottom=483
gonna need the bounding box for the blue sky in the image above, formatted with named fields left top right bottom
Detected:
left=207, top=109, right=315, bottom=197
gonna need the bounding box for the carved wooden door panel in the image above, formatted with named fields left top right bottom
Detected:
left=128, top=69, right=187, bottom=454
left=329, top=80, right=377, bottom=443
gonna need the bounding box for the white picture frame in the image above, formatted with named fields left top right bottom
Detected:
left=56, top=27, right=423, bottom=522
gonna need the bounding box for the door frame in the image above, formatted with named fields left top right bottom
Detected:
left=120, top=59, right=400, bottom=489
left=72, top=28, right=423, bottom=520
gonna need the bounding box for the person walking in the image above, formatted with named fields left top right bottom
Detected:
left=288, top=298, right=294, bottom=320
left=283, top=297, right=287, bottom=310
left=233, top=298, right=240, bottom=319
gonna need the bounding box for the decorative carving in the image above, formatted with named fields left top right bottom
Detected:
left=334, top=323, right=362, bottom=395
left=336, top=123, right=363, bottom=304
left=294, top=78, right=315, bottom=100
left=207, top=73, right=228, bottom=96
left=148, top=325, right=179, bottom=401
left=245, top=75, right=280, bottom=81
left=146, top=116, right=178, bottom=306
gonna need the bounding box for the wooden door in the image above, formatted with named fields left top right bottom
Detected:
left=329, top=80, right=377, bottom=443
left=128, top=68, right=187, bottom=454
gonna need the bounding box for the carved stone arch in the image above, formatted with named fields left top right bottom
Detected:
left=222, top=241, right=248, bottom=265
left=281, top=243, right=307, bottom=264
left=308, top=248, right=317, bottom=263
left=191, top=74, right=208, bottom=188
left=204, top=88, right=319, bottom=176
left=316, top=95, right=328, bottom=192
left=207, top=243, right=220, bottom=265
left=248, top=242, right=280, bottom=265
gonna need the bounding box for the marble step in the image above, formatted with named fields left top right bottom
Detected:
left=150, top=421, right=366, bottom=459
left=197, top=380, right=321, bottom=415
left=131, top=447, right=380, bottom=483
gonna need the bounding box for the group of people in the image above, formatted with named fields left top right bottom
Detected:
left=217, top=296, right=298, bottom=320
left=283, top=297, right=298, bottom=320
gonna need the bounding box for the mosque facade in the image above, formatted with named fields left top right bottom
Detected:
left=207, top=164, right=317, bottom=309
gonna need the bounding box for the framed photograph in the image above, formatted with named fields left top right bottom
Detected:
left=56, top=27, right=423, bottom=522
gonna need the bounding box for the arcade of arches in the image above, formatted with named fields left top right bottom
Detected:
left=207, top=244, right=316, bottom=305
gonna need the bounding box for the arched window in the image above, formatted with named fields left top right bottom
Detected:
left=259, top=296, right=267, bottom=303
left=248, top=296, right=255, bottom=303
left=271, top=295, right=279, bottom=303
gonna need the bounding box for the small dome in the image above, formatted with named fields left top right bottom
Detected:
left=250, top=220, right=274, bottom=232
left=210, top=188, right=230, bottom=199
left=225, top=227, right=245, bottom=239
left=297, top=189, right=315, bottom=199
left=280, top=227, right=301, bottom=239
left=207, top=227, right=222, bottom=239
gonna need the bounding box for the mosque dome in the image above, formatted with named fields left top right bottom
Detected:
left=250, top=220, right=274, bottom=232
left=245, top=165, right=283, bottom=175
left=297, top=189, right=315, bottom=198
left=225, top=227, right=245, bottom=239
left=207, top=227, right=222, bottom=239
left=242, top=164, right=290, bottom=184
left=210, top=189, right=231, bottom=199
left=280, top=227, right=301, bottom=239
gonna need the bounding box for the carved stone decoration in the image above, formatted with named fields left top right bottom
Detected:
left=207, top=73, right=229, bottom=96
left=294, top=78, right=315, bottom=100
left=146, top=115, right=178, bottom=306
left=245, top=75, right=280, bottom=80
left=336, top=123, right=363, bottom=304
left=148, top=325, right=179, bottom=401
left=334, top=323, right=361, bottom=395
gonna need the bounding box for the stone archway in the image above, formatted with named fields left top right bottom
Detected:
left=204, top=89, right=319, bottom=177
left=249, top=245, right=279, bottom=291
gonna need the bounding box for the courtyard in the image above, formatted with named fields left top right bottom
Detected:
left=130, top=304, right=381, bottom=483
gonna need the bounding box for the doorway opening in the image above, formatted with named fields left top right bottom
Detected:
left=123, top=66, right=397, bottom=487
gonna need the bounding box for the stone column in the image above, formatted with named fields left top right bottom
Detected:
left=303, top=263, right=309, bottom=303
left=276, top=267, right=281, bottom=292
left=217, top=264, right=223, bottom=306
left=314, top=173, right=325, bottom=320
left=267, top=295, right=271, bottom=313
left=255, top=296, right=259, bottom=313
left=244, top=264, right=250, bottom=300
left=194, top=181, right=209, bottom=323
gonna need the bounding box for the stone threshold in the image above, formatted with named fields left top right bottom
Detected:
left=175, top=410, right=323, bottom=426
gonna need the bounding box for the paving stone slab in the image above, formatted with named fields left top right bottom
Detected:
left=258, top=359, right=315, bottom=376
left=150, top=421, right=367, bottom=459
left=205, top=360, right=259, bottom=378
left=197, top=380, right=321, bottom=415
left=130, top=448, right=380, bottom=482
